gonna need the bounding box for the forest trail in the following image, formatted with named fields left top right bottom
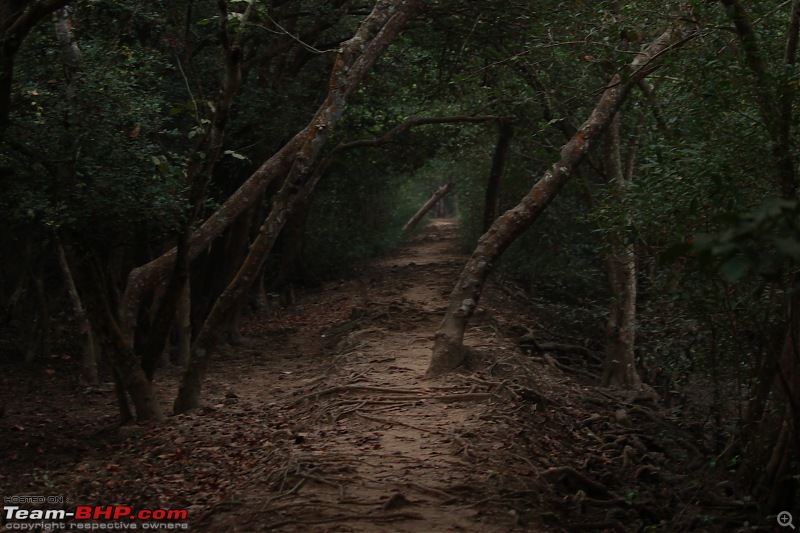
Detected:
left=0, top=220, right=754, bottom=532
left=205, top=218, right=539, bottom=532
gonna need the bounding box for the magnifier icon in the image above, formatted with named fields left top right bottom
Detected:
left=779, top=511, right=796, bottom=529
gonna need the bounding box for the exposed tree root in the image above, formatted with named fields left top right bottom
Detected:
left=403, top=482, right=457, bottom=500
left=292, top=384, right=474, bottom=404
left=355, top=411, right=438, bottom=433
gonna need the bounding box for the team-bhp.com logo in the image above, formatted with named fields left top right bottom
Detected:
left=3, top=500, right=189, bottom=530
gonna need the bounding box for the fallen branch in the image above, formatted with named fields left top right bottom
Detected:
left=403, top=181, right=455, bottom=233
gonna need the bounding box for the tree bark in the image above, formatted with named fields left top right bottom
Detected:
left=403, top=181, right=455, bottom=233
left=600, top=115, right=641, bottom=389
left=483, top=120, right=514, bottom=231
left=427, top=21, right=696, bottom=377
left=52, top=6, right=98, bottom=384
left=173, top=0, right=419, bottom=414
left=175, top=281, right=191, bottom=367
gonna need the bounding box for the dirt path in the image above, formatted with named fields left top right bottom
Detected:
left=205, top=219, right=538, bottom=532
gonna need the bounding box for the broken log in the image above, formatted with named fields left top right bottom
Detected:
left=402, top=181, right=455, bottom=232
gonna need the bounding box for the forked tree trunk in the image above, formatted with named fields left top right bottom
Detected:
left=427, top=21, right=696, bottom=376
left=173, top=0, right=419, bottom=414
left=71, top=256, right=163, bottom=420
left=600, top=116, right=641, bottom=388
left=403, top=181, right=455, bottom=233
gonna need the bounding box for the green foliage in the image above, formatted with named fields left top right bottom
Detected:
left=690, top=197, right=800, bottom=284
left=1, top=4, right=188, bottom=246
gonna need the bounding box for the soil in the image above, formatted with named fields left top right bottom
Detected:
left=0, top=219, right=765, bottom=532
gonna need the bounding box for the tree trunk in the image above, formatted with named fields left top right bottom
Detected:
left=140, top=234, right=189, bottom=381
left=403, top=180, right=455, bottom=233
left=175, top=281, right=191, bottom=367
left=173, top=160, right=325, bottom=413
left=23, top=271, right=49, bottom=365
left=483, top=120, right=514, bottom=232
left=600, top=116, right=641, bottom=388
left=269, top=195, right=321, bottom=291
left=427, top=21, right=696, bottom=377
left=71, top=255, right=163, bottom=421
left=219, top=206, right=256, bottom=346
left=57, top=242, right=98, bottom=385
left=173, top=0, right=419, bottom=414
left=756, top=314, right=800, bottom=512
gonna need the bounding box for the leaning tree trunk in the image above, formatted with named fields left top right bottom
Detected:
left=427, top=21, right=696, bottom=377
left=600, top=115, right=641, bottom=388
left=173, top=0, right=419, bottom=414
left=403, top=181, right=455, bottom=233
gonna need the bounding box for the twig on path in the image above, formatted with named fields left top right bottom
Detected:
left=346, top=367, right=375, bottom=382
left=355, top=411, right=438, bottom=433
left=452, top=435, right=479, bottom=460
